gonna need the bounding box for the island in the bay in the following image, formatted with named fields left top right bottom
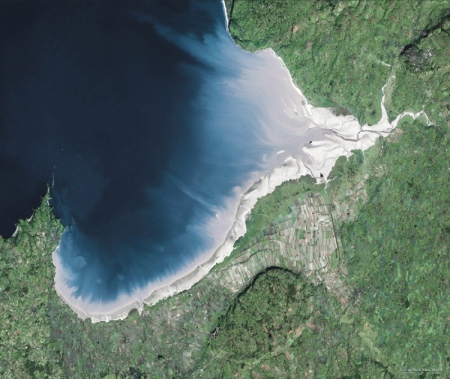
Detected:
left=1, top=0, right=449, bottom=378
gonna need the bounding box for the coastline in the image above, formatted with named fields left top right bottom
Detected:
left=11, top=214, right=35, bottom=238
left=52, top=3, right=432, bottom=323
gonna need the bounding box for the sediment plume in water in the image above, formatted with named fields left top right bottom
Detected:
left=0, top=0, right=426, bottom=322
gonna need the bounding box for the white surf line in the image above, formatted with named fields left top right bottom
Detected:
left=221, top=0, right=230, bottom=32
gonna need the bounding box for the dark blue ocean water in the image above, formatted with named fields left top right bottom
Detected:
left=1, top=0, right=273, bottom=303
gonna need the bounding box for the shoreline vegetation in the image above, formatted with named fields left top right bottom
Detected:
left=227, top=0, right=450, bottom=128
left=1, top=0, right=449, bottom=377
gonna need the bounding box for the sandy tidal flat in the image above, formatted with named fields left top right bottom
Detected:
left=52, top=35, right=430, bottom=322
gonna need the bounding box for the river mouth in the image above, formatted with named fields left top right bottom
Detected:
left=0, top=0, right=418, bottom=322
